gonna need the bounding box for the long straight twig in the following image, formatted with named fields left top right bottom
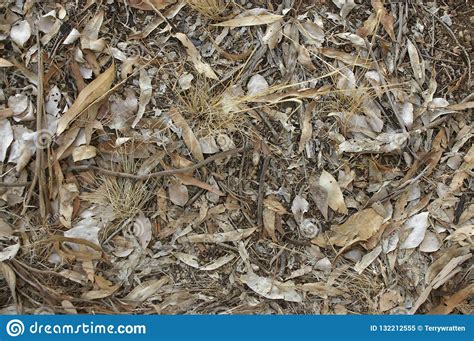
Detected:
left=256, top=156, right=270, bottom=227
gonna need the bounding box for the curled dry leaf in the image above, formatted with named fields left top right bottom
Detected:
left=319, top=170, right=347, bottom=214
left=332, top=0, right=357, bottom=18
left=264, top=196, right=288, bottom=215
left=262, top=19, right=283, bottom=49
left=57, top=63, right=115, bottom=135
left=0, top=58, right=14, bottom=67
left=72, top=145, right=97, bottom=162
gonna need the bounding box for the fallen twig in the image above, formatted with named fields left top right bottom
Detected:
left=257, top=155, right=270, bottom=227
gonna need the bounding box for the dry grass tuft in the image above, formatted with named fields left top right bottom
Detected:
left=186, top=0, right=229, bottom=20
left=82, top=155, right=153, bottom=228
left=177, top=75, right=245, bottom=135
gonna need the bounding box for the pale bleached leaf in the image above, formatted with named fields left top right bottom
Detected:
left=124, top=277, right=168, bottom=302
left=0, top=119, right=13, bottom=162
left=399, top=212, right=429, bottom=249
left=173, top=33, right=218, bottom=79
left=178, top=227, right=257, bottom=243
left=132, top=69, right=153, bottom=128
left=291, top=195, right=309, bottom=223
left=0, top=243, right=20, bottom=262
left=10, top=20, right=31, bottom=47
left=168, top=107, right=204, bottom=161
left=319, top=170, right=347, bottom=214
left=240, top=272, right=302, bottom=302
left=213, top=14, right=283, bottom=28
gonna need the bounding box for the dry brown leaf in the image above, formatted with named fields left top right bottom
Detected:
left=425, top=247, right=471, bottom=285
left=309, top=182, right=329, bottom=220
left=319, top=170, right=347, bottom=214
left=128, top=0, right=171, bottom=10
left=213, top=14, right=283, bottom=27
left=178, top=227, right=256, bottom=243
left=262, top=208, right=277, bottom=241
left=354, top=245, right=382, bottom=274
left=298, top=102, right=315, bottom=153
left=57, top=64, right=115, bottom=135
left=174, top=173, right=223, bottom=196
left=312, top=208, right=384, bottom=248
left=371, top=0, right=395, bottom=40
left=407, top=38, right=425, bottom=84
left=82, top=283, right=120, bottom=300
left=357, top=13, right=378, bottom=38
left=263, top=196, right=288, bottom=215
left=318, top=48, right=373, bottom=68
left=168, top=182, right=189, bottom=206
left=0, top=58, right=14, bottom=67
left=299, top=282, right=345, bottom=299
left=379, top=289, right=401, bottom=312
left=0, top=263, right=16, bottom=306
left=427, top=284, right=474, bottom=314
left=241, top=272, right=302, bottom=302
left=124, top=277, right=169, bottom=302
left=173, top=33, right=218, bottom=79
left=167, top=108, right=204, bottom=161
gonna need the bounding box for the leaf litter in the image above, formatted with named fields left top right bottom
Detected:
left=0, top=0, right=472, bottom=315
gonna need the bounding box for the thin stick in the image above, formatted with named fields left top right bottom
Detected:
left=22, top=28, right=49, bottom=218
left=256, top=156, right=270, bottom=227
left=68, top=147, right=247, bottom=180
left=0, top=182, right=32, bottom=188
